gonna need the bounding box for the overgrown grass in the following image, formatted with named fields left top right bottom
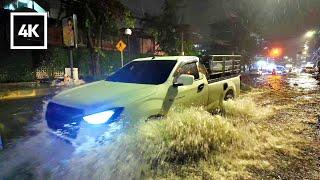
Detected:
left=223, top=97, right=273, bottom=121
left=57, top=96, right=286, bottom=179
left=56, top=92, right=318, bottom=179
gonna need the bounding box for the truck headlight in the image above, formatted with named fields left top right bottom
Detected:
left=83, top=110, right=115, bottom=125
left=83, top=107, right=124, bottom=125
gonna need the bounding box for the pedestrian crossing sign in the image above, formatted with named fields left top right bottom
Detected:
left=116, top=40, right=126, bottom=52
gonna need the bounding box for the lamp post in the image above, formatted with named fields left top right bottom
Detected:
left=181, top=31, right=184, bottom=56
left=124, top=28, right=132, bottom=60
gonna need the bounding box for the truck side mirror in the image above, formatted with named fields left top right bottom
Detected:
left=173, top=74, right=194, bottom=87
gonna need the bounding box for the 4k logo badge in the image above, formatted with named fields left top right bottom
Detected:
left=10, top=12, right=47, bottom=49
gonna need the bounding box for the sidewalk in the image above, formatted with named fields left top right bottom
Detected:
left=0, top=80, right=85, bottom=100
left=0, top=82, right=57, bottom=100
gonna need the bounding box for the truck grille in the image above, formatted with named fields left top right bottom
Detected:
left=46, top=102, right=84, bottom=139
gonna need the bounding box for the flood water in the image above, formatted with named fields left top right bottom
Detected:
left=242, top=73, right=320, bottom=92
left=0, top=73, right=319, bottom=179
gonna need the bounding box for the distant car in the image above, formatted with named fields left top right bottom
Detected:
left=302, top=63, right=315, bottom=74
left=303, top=66, right=315, bottom=74
left=290, top=67, right=300, bottom=74
left=275, top=66, right=286, bottom=75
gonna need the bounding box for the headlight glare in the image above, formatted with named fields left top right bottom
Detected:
left=83, top=110, right=115, bottom=125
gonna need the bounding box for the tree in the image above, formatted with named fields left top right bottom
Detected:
left=67, top=0, right=134, bottom=76
left=142, top=0, right=192, bottom=55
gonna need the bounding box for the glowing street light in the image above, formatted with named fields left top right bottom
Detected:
left=305, top=30, right=316, bottom=38
left=124, top=28, right=132, bottom=36
left=269, top=48, right=283, bottom=58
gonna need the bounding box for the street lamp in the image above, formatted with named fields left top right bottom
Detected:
left=305, top=30, right=316, bottom=38
left=181, top=31, right=185, bottom=56
left=269, top=48, right=282, bottom=58
left=124, top=28, right=132, bottom=59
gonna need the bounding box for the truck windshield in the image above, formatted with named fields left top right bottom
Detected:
left=106, top=60, right=177, bottom=84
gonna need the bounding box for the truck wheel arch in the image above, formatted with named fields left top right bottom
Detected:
left=224, top=89, right=235, bottom=101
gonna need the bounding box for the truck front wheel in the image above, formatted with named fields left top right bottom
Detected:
left=224, top=90, right=234, bottom=101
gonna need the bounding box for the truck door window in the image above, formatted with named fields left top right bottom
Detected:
left=174, top=62, right=200, bottom=80
left=198, top=63, right=208, bottom=79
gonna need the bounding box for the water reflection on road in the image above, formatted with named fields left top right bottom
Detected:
left=243, top=73, right=320, bottom=92
left=287, top=73, right=320, bottom=91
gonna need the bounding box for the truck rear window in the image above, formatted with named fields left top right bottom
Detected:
left=106, top=60, right=177, bottom=85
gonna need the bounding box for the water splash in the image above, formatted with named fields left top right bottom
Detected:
left=0, top=74, right=319, bottom=179
left=0, top=99, right=130, bottom=179
left=0, top=100, right=75, bottom=178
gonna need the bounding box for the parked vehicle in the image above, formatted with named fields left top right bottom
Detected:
left=305, top=67, right=315, bottom=74
left=302, top=63, right=315, bottom=74
left=46, top=56, right=241, bottom=144
left=275, top=65, right=287, bottom=75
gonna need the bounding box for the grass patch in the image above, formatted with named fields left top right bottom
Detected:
left=223, top=97, right=273, bottom=121
left=57, top=89, right=319, bottom=179
left=60, top=95, right=284, bottom=179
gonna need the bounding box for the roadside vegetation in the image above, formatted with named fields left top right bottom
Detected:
left=58, top=88, right=319, bottom=179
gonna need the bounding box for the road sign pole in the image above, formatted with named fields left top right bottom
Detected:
left=121, top=51, right=124, bottom=67
left=68, top=48, right=74, bottom=80
left=116, top=40, right=127, bottom=67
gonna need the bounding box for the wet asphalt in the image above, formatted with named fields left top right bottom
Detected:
left=1, top=73, right=319, bottom=147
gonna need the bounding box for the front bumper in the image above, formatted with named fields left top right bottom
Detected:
left=45, top=102, right=125, bottom=144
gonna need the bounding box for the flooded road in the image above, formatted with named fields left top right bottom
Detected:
left=242, top=73, right=320, bottom=92
left=0, top=73, right=319, bottom=179
left=0, top=97, right=44, bottom=147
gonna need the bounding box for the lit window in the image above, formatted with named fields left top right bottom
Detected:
left=3, top=0, right=46, bottom=13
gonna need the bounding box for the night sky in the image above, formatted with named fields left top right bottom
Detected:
left=120, top=0, right=320, bottom=56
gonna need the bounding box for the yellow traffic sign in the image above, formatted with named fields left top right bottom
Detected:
left=116, top=40, right=127, bottom=52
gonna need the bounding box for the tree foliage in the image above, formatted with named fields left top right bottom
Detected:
left=66, top=0, right=135, bottom=76
left=142, top=0, right=193, bottom=55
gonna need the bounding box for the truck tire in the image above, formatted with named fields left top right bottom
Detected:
left=146, top=114, right=165, bottom=122
left=224, top=90, right=234, bottom=101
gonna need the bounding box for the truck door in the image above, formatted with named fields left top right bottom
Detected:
left=171, top=62, right=208, bottom=107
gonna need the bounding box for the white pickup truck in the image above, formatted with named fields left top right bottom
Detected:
left=46, top=56, right=241, bottom=143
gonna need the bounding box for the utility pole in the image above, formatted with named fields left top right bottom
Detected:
left=124, top=28, right=132, bottom=60
left=181, top=31, right=184, bottom=56
left=68, top=48, right=74, bottom=80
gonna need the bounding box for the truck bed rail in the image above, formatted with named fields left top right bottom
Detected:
left=200, top=55, right=242, bottom=80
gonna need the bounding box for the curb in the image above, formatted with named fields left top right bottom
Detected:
left=0, top=82, right=39, bottom=87
left=0, top=88, right=55, bottom=100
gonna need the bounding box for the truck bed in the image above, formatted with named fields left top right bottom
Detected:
left=200, top=55, right=242, bottom=83
left=207, top=74, right=240, bottom=84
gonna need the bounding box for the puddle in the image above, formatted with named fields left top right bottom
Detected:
left=242, top=73, right=320, bottom=92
